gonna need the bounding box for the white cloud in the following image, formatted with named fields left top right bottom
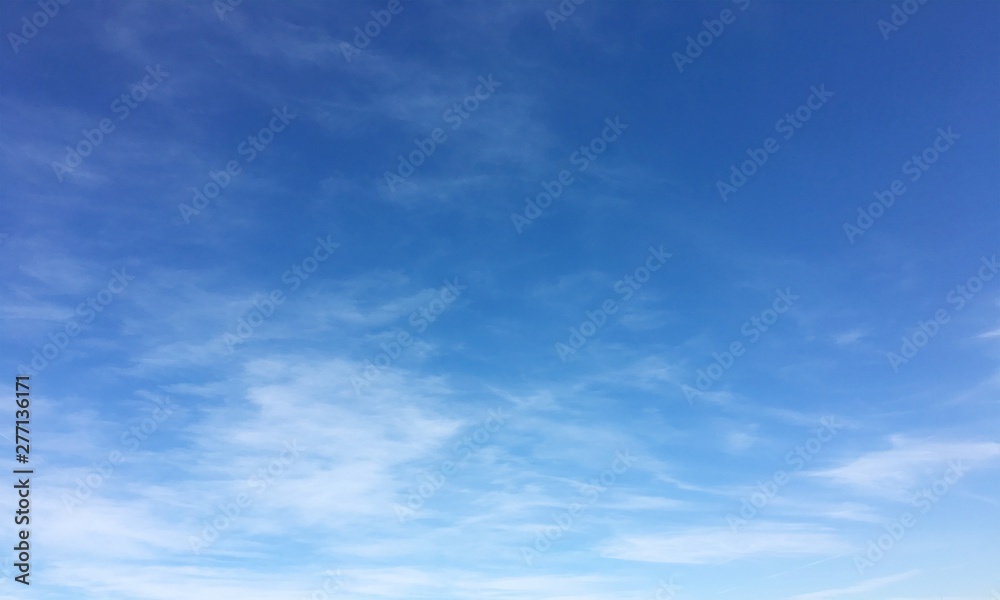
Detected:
left=832, top=328, right=866, bottom=345
left=600, top=522, right=850, bottom=564
left=808, top=437, right=1000, bottom=498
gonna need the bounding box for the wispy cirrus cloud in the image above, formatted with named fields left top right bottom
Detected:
left=600, top=522, right=851, bottom=565
left=808, top=437, right=1000, bottom=499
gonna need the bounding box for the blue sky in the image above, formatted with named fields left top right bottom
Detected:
left=1, top=0, right=999, bottom=598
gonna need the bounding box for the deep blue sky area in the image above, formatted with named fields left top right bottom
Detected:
left=0, top=1, right=998, bottom=598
